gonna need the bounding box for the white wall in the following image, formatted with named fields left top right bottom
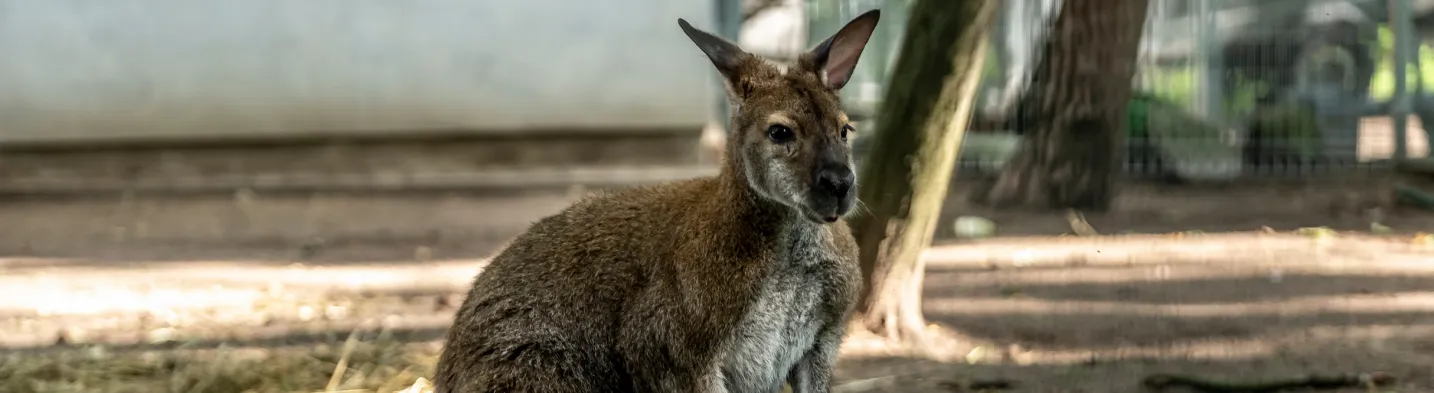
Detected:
left=0, top=0, right=716, bottom=144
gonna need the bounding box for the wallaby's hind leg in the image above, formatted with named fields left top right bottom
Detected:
left=435, top=340, right=625, bottom=393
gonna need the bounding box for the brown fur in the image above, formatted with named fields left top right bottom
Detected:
left=434, top=11, right=881, bottom=393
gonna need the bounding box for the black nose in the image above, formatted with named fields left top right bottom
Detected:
left=816, top=166, right=855, bottom=197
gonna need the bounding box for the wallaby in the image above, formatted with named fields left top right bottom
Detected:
left=434, top=10, right=880, bottom=393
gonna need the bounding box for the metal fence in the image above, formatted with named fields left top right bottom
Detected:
left=951, top=0, right=1434, bottom=181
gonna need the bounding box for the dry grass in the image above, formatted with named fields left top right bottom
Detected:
left=0, top=331, right=440, bottom=393
left=1, top=339, right=795, bottom=393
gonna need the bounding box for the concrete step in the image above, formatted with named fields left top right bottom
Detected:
left=0, top=165, right=720, bottom=260
left=0, top=164, right=719, bottom=194
left=0, top=130, right=712, bottom=195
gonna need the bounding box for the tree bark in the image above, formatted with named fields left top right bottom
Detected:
left=849, top=0, right=996, bottom=345
left=981, top=0, right=1150, bottom=211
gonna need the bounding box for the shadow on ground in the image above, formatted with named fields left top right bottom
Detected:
left=835, top=345, right=1433, bottom=393
left=831, top=253, right=1434, bottom=392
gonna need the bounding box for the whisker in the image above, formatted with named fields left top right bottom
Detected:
left=854, top=198, right=875, bottom=217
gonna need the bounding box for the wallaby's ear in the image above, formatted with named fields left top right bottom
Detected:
left=678, top=18, right=748, bottom=83
left=808, top=9, right=880, bottom=90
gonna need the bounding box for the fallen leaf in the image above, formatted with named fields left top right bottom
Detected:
left=1297, top=227, right=1337, bottom=239
left=966, top=346, right=986, bottom=364
left=1371, top=223, right=1392, bottom=234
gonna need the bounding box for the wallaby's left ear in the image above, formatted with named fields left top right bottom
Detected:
left=678, top=18, right=750, bottom=85
left=808, top=9, right=880, bottom=90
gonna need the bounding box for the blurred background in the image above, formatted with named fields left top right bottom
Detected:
left=3, top=0, right=1434, bottom=392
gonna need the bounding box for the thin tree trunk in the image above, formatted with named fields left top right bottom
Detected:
left=981, top=0, right=1150, bottom=210
left=849, top=0, right=996, bottom=345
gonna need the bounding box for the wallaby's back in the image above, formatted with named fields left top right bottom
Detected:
left=435, top=178, right=757, bottom=392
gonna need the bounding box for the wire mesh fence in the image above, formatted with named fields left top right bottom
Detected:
left=951, top=0, right=1434, bottom=181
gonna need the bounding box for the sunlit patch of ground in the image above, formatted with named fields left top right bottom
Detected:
left=0, top=259, right=483, bottom=349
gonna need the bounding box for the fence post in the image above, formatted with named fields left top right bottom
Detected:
left=1390, top=0, right=1414, bottom=161
left=1196, top=0, right=1224, bottom=123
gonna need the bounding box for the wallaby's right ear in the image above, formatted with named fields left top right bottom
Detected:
left=678, top=18, right=749, bottom=84
left=807, top=10, right=879, bottom=91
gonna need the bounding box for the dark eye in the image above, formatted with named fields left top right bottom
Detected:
left=767, top=125, right=795, bottom=144
left=841, top=124, right=855, bottom=141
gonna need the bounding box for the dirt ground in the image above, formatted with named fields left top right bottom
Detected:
left=4, top=177, right=1434, bottom=392
left=834, top=232, right=1434, bottom=392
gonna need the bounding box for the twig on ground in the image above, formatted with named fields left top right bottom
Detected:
left=1065, top=209, right=1099, bottom=236
left=832, top=375, right=897, bottom=392
left=324, top=329, right=363, bottom=391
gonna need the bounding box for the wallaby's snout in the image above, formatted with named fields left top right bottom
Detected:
left=810, top=150, right=856, bottom=223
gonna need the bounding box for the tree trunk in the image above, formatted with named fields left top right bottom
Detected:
left=849, top=0, right=996, bottom=345
left=981, top=0, right=1150, bottom=210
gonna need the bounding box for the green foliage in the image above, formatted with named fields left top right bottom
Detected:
left=1224, top=73, right=1271, bottom=118
left=1248, top=102, right=1323, bottom=159
left=982, top=42, right=1002, bottom=82
left=1142, top=25, right=1434, bottom=105
left=1124, top=91, right=1244, bottom=180
left=1125, top=91, right=1224, bottom=139
left=1126, top=93, right=1152, bottom=137
left=1141, top=67, right=1198, bottom=109
left=1370, top=24, right=1434, bottom=101
left=1140, top=66, right=1269, bottom=119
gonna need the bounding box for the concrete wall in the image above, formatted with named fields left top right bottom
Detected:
left=0, top=0, right=716, bottom=144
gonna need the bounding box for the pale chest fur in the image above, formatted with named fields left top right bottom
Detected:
left=720, top=223, right=856, bottom=392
